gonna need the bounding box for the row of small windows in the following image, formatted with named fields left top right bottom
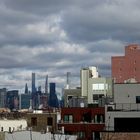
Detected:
left=63, top=114, right=104, bottom=124
left=92, top=84, right=108, bottom=91
left=77, top=131, right=101, bottom=139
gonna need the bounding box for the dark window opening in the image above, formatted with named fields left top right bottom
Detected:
left=68, top=96, right=72, bottom=100
left=136, top=96, right=140, bottom=103
left=83, top=112, right=91, bottom=122
left=94, top=132, right=100, bottom=140
left=93, top=94, right=104, bottom=101
left=94, top=114, right=104, bottom=123
left=93, top=95, right=98, bottom=100
left=47, top=117, right=53, bottom=126
left=31, top=117, right=37, bottom=126
left=77, top=132, right=85, bottom=139
left=115, top=118, right=140, bottom=132
left=64, top=115, right=73, bottom=123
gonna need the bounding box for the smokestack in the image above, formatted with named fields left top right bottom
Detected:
left=66, top=72, right=71, bottom=89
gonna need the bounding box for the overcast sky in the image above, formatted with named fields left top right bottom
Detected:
left=0, top=0, right=140, bottom=93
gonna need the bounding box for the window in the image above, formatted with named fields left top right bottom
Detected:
left=93, top=94, right=104, bottom=101
left=83, top=112, right=91, bottom=122
left=31, top=117, right=37, bottom=126
left=92, top=84, right=108, bottom=91
left=47, top=117, right=53, bottom=126
left=77, top=132, right=85, bottom=138
left=94, top=114, right=104, bottom=123
left=93, top=132, right=101, bottom=140
left=68, top=96, right=72, bottom=100
left=136, top=96, right=140, bottom=103
left=64, top=115, right=73, bottom=123
left=93, top=95, right=99, bottom=100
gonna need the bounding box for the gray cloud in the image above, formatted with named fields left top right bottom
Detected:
left=0, top=0, right=139, bottom=92
left=61, top=0, right=140, bottom=43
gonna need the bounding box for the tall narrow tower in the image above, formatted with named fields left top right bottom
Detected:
left=66, top=72, right=71, bottom=89
left=45, top=75, right=48, bottom=94
left=32, top=73, right=36, bottom=94
left=25, top=83, right=28, bottom=94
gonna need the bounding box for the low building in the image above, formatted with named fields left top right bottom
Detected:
left=105, top=83, right=140, bottom=132
left=58, top=107, right=105, bottom=140
left=26, top=110, right=60, bottom=133
left=63, top=88, right=87, bottom=107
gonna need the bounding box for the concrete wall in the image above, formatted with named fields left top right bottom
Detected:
left=114, top=83, right=140, bottom=104
left=101, top=132, right=140, bottom=140
left=4, top=131, right=77, bottom=140
left=105, top=109, right=140, bottom=131
left=88, top=77, right=113, bottom=104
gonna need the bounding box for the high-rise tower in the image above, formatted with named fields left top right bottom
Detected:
left=45, top=75, right=48, bottom=94
left=49, top=83, right=59, bottom=108
left=25, top=83, right=28, bottom=94
left=32, top=73, right=36, bottom=94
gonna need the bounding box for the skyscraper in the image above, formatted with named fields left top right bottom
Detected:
left=0, top=88, right=7, bottom=108
left=6, top=90, right=19, bottom=110
left=49, top=83, right=59, bottom=108
left=45, top=75, right=48, bottom=94
left=32, top=73, right=36, bottom=94
left=25, top=83, right=28, bottom=94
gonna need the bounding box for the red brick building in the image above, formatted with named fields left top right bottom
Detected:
left=58, top=107, right=105, bottom=140
left=112, top=44, right=140, bottom=83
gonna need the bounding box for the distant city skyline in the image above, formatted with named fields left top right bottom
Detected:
left=0, top=0, right=140, bottom=92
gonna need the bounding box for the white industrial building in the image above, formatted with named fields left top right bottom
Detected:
left=81, top=66, right=113, bottom=105
left=105, top=83, right=140, bottom=131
